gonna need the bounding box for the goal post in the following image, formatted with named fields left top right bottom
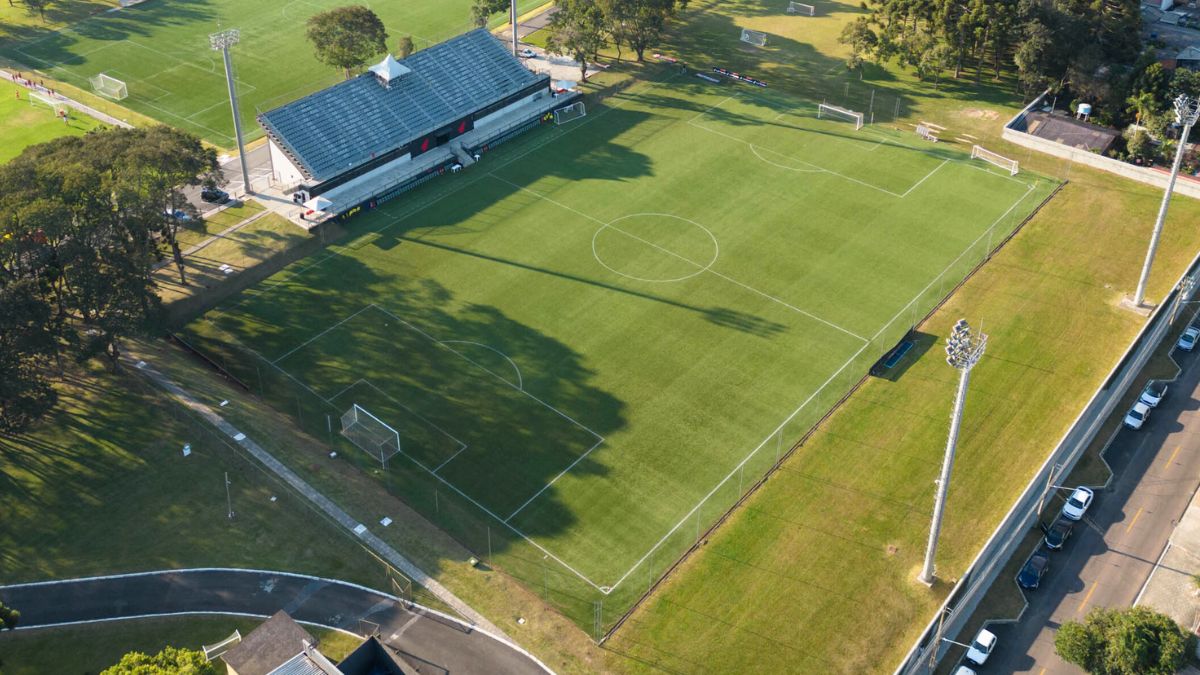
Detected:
left=340, top=403, right=401, bottom=468
left=817, top=103, right=864, bottom=130
left=971, top=144, right=1019, bottom=176
left=740, top=28, right=768, bottom=47
left=553, top=101, right=586, bottom=125
left=29, top=91, right=66, bottom=116
left=89, top=73, right=127, bottom=100
left=787, top=1, right=816, bottom=15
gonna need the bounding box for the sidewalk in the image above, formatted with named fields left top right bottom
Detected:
left=123, top=353, right=507, bottom=640
left=3, top=69, right=132, bottom=128
left=1135, top=485, right=1200, bottom=632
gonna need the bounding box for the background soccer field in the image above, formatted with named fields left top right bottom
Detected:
left=0, top=0, right=543, bottom=148
left=181, top=73, right=1058, bottom=629
left=0, top=79, right=102, bottom=163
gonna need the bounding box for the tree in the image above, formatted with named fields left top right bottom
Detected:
left=396, top=35, right=415, bottom=59
left=0, top=279, right=60, bottom=432
left=306, top=6, right=389, bottom=79
left=471, top=0, right=508, bottom=28
left=0, top=601, right=20, bottom=630
left=838, top=18, right=878, bottom=78
left=546, top=0, right=607, bottom=81
left=1055, top=606, right=1194, bottom=675
left=600, top=0, right=686, bottom=63
left=100, top=646, right=218, bottom=675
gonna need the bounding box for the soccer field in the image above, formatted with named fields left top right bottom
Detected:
left=181, top=73, right=1058, bottom=629
left=0, top=79, right=102, bottom=163
left=0, top=0, right=542, bottom=147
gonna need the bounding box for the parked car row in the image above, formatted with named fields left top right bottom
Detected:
left=1124, top=379, right=1170, bottom=430
left=958, top=485, right=1096, bottom=671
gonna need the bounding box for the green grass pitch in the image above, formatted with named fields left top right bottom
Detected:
left=0, top=78, right=102, bottom=163
left=181, top=73, right=1058, bottom=626
left=0, top=0, right=544, bottom=148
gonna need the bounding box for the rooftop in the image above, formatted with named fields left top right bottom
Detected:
left=1022, top=111, right=1121, bottom=153
left=258, top=29, right=543, bottom=181
left=221, top=611, right=317, bottom=675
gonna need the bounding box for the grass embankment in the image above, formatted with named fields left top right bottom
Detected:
left=0, top=615, right=360, bottom=674
left=0, top=79, right=102, bottom=163
left=0, top=360, right=390, bottom=589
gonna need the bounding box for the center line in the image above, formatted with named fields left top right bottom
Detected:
left=1076, top=581, right=1098, bottom=616
left=1166, top=444, right=1182, bottom=469
left=1126, top=506, right=1144, bottom=533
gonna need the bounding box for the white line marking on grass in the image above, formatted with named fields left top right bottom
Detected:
left=592, top=215, right=720, bottom=283
left=606, top=338, right=874, bottom=594
left=749, top=144, right=824, bottom=172
left=899, top=159, right=950, bottom=198
left=438, top=340, right=524, bottom=390
left=271, top=305, right=377, bottom=365
left=331, top=378, right=468, bottom=452
left=505, top=436, right=606, bottom=522
left=433, top=444, right=471, bottom=473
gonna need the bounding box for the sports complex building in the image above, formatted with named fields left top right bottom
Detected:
left=258, top=28, right=581, bottom=222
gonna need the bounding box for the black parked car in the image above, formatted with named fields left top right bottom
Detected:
left=201, top=186, right=230, bottom=204
left=1018, top=550, right=1050, bottom=589
left=1043, top=518, right=1074, bottom=550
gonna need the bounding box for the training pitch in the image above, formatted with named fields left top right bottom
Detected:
left=182, top=74, right=1058, bottom=627
left=0, top=0, right=542, bottom=147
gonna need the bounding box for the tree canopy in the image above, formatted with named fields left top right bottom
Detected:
left=0, top=125, right=217, bottom=431
left=1055, top=606, right=1194, bottom=675
left=100, top=646, right=218, bottom=675
left=0, top=601, right=19, bottom=630
left=306, top=5, right=389, bottom=79
left=546, top=0, right=608, bottom=81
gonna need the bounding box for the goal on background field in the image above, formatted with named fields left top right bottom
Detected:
left=971, top=144, right=1019, bottom=175
left=787, top=1, right=816, bottom=15
left=817, top=103, right=864, bottom=130
left=89, top=73, right=128, bottom=100
left=340, top=403, right=402, bottom=468
left=29, top=91, right=66, bottom=116
left=554, top=101, right=586, bottom=125
left=740, top=28, right=768, bottom=47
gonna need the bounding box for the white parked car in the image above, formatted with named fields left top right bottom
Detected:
left=1178, top=326, right=1200, bottom=351
left=953, top=667, right=976, bottom=675
left=965, top=628, right=996, bottom=666
left=1139, top=380, right=1168, bottom=408
left=518, top=47, right=537, bottom=58
left=1062, top=486, right=1095, bottom=521
left=1124, top=401, right=1151, bottom=430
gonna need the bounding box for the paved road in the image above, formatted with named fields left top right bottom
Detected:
left=981, top=344, right=1200, bottom=674
left=0, top=569, right=549, bottom=675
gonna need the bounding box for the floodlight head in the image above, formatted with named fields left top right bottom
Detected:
left=1173, top=94, right=1200, bottom=127
left=945, top=319, right=987, bottom=370
left=209, top=28, right=240, bottom=51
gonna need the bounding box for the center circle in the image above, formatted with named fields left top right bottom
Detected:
left=592, top=213, right=719, bottom=283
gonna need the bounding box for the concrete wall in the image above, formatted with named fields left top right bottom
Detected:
left=1001, top=91, right=1200, bottom=199
left=268, top=140, right=307, bottom=190
left=474, top=89, right=547, bottom=130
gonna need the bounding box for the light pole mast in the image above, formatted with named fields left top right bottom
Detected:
left=511, top=0, right=518, bottom=56
left=210, top=29, right=253, bottom=196
left=1133, top=94, right=1200, bottom=308
left=919, top=319, right=987, bottom=586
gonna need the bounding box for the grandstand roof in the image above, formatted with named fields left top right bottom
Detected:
left=259, top=29, right=542, bottom=181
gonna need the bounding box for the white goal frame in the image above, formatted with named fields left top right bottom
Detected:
left=971, top=145, right=1019, bottom=176
left=740, top=28, right=768, bottom=47
left=89, top=73, right=128, bottom=100
left=29, top=91, right=66, bottom=116
left=554, top=101, right=586, bottom=125
left=341, top=403, right=402, bottom=467
left=787, top=1, right=816, bottom=15
left=817, top=103, right=864, bottom=130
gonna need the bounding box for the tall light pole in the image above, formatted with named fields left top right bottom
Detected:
left=510, top=0, right=519, bottom=56
left=1133, top=94, right=1200, bottom=308
left=210, top=29, right=252, bottom=196
left=919, top=319, right=988, bottom=586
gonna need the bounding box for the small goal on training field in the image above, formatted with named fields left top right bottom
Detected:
left=341, top=403, right=402, bottom=468
left=817, top=103, right=864, bottom=130
left=29, top=91, right=67, bottom=116
left=971, top=145, right=1019, bottom=175
left=740, top=28, right=768, bottom=47
left=89, top=73, right=128, bottom=100
left=787, top=1, right=816, bottom=15
left=554, top=101, right=586, bottom=125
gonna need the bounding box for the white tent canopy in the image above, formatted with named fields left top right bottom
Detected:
left=304, top=195, right=333, bottom=212
left=370, top=54, right=412, bottom=85
left=555, top=80, right=577, bottom=91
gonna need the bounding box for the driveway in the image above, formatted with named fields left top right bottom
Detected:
left=979, top=344, right=1200, bottom=673
left=0, top=569, right=549, bottom=675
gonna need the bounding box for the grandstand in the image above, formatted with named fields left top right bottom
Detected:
left=258, top=29, right=580, bottom=222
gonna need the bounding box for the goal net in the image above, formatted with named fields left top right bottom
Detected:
left=89, top=73, right=128, bottom=100
left=971, top=145, right=1019, bottom=175
left=202, top=630, right=241, bottom=661
left=787, top=1, right=816, bottom=15
left=740, top=28, right=768, bottom=47
left=817, top=103, right=864, bottom=130
left=29, top=91, right=66, bottom=116
left=340, top=404, right=401, bottom=467
left=554, top=101, right=586, bottom=125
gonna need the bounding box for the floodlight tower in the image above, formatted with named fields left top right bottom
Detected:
left=1133, top=94, right=1200, bottom=308
left=511, top=0, right=519, bottom=56
left=919, top=319, right=988, bottom=586
left=210, top=29, right=252, bottom=196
